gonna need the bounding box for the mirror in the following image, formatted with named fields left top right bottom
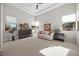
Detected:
left=5, top=16, right=17, bottom=32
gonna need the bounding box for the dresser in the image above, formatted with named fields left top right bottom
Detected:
left=18, top=29, right=32, bottom=39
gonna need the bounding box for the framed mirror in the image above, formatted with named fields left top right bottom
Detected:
left=5, top=16, right=17, bottom=32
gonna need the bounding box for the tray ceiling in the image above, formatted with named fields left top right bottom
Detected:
left=6, top=3, right=66, bottom=16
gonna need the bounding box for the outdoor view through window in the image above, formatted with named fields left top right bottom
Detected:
left=62, top=14, right=76, bottom=31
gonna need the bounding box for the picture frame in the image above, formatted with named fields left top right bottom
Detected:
left=44, top=24, right=51, bottom=31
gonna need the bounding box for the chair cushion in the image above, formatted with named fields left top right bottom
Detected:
left=48, top=31, right=53, bottom=35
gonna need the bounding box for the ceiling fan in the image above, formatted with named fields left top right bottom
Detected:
left=36, top=3, right=44, bottom=10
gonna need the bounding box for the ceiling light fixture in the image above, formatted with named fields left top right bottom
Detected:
left=36, top=3, right=44, bottom=10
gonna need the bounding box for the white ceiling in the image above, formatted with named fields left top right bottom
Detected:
left=6, top=3, right=66, bottom=16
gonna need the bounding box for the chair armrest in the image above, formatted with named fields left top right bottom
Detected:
left=49, top=33, right=54, bottom=40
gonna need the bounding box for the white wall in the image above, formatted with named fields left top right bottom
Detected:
left=37, top=4, right=76, bottom=43
left=63, top=31, right=76, bottom=43
left=0, top=3, right=1, bottom=48
left=76, top=32, right=79, bottom=45
left=76, top=4, right=79, bottom=46
left=0, top=3, right=3, bottom=48
left=3, top=4, right=35, bottom=42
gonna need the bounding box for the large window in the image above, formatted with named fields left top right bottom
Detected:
left=62, top=14, right=76, bottom=31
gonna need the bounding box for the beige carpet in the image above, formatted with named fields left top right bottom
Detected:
left=1, top=37, right=79, bottom=56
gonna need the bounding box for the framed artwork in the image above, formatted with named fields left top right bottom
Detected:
left=44, top=24, right=51, bottom=31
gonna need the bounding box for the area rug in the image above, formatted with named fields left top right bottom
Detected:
left=39, top=46, right=70, bottom=56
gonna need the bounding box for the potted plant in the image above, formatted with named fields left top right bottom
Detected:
left=10, top=28, right=16, bottom=41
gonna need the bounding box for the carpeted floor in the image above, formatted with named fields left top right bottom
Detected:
left=1, top=37, right=79, bottom=56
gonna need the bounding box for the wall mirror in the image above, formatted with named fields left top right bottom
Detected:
left=5, top=16, right=17, bottom=32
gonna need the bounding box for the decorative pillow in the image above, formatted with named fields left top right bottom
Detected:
left=39, top=31, right=45, bottom=34
left=48, top=31, right=53, bottom=35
